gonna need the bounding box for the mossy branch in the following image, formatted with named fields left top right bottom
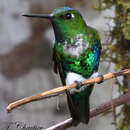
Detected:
left=6, top=69, right=130, bottom=112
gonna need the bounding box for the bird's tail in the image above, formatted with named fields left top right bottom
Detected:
left=66, top=84, right=93, bottom=126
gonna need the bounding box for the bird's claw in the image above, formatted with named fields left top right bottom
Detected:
left=66, top=81, right=82, bottom=94
left=97, top=74, right=104, bottom=84
left=75, top=81, right=82, bottom=89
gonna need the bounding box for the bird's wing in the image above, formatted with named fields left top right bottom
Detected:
left=53, top=47, right=78, bottom=120
left=53, top=46, right=66, bottom=85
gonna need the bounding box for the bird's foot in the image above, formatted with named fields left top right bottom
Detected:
left=66, top=81, right=83, bottom=94
left=90, top=72, right=104, bottom=84
left=97, top=74, right=104, bottom=84
left=74, top=81, right=82, bottom=89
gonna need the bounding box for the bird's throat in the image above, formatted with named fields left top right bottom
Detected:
left=56, top=34, right=89, bottom=57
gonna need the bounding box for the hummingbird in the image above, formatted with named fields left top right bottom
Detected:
left=23, top=6, right=103, bottom=125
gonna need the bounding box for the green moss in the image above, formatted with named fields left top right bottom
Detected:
left=116, top=117, right=124, bottom=129
left=117, top=1, right=130, bottom=40
left=123, top=125, right=130, bottom=130
left=95, top=1, right=130, bottom=130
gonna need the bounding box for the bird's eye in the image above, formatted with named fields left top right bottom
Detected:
left=60, top=13, right=74, bottom=20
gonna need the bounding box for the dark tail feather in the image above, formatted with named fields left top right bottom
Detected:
left=66, top=91, right=80, bottom=126
left=66, top=85, right=93, bottom=125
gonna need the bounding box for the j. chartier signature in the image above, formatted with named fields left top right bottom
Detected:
left=2, top=121, right=43, bottom=130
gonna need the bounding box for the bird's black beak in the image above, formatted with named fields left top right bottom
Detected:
left=22, top=14, right=53, bottom=19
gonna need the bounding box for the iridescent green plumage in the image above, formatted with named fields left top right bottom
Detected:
left=54, top=30, right=101, bottom=78
left=23, top=6, right=102, bottom=126
left=52, top=7, right=101, bottom=125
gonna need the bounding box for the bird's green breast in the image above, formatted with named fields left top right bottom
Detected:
left=54, top=28, right=101, bottom=78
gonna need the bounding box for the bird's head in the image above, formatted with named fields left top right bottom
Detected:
left=23, top=7, right=87, bottom=41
